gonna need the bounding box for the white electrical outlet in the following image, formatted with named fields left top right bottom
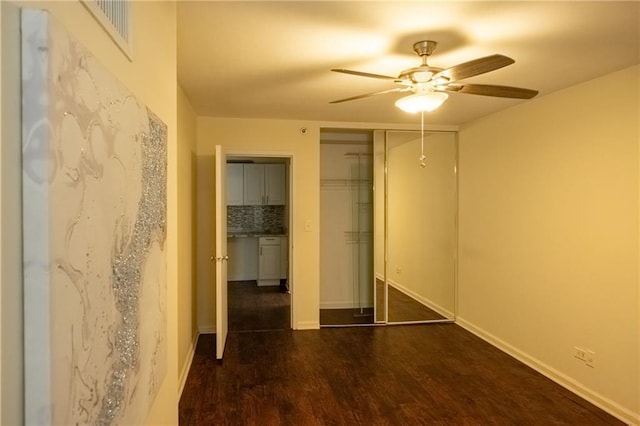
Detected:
left=395, top=265, right=401, bottom=274
left=574, top=346, right=595, bottom=368
left=585, top=350, right=595, bottom=368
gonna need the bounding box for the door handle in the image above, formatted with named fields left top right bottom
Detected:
left=212, top=255, right=229, bottom=261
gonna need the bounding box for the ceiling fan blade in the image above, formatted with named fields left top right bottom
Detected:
left=330, top=87, right=409, bottom=104
left=434, top=54, right=515, bottom=82
left=447, top=83, right=538, bottom=99
left=331, top=69, right=397, bottom=80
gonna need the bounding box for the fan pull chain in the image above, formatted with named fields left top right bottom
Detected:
left=419, top=111, right=426, bottom=168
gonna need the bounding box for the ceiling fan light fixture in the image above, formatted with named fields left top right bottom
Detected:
left=395, top=92, right=449, bottom=113
left=330, top=39, right=537, bottom=106
left=413, top=70, right=434, bottom=82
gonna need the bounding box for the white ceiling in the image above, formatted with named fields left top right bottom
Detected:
left=177, top=1, right=639, bottom=126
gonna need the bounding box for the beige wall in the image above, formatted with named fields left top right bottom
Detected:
left=458, top=65, right=639, bottom=422
left=1, top=1, right=180, bottom=424
left=1, top=2, right=23, bottom=423
left=177, top=84, right=198, bottom=391
left=197, top=117, right=320, bottom=329
left=1, top=4, right=3, bottom=419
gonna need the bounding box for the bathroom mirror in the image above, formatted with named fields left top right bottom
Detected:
left=384, top=130, right=457, bottom=323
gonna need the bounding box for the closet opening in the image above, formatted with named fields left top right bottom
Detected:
left=319, top=127, right=458, bottom=327
left=320, top=129, right=375, bottom=326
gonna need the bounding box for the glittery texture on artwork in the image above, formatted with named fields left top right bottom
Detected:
left=21, top=10, right=167, bottom=425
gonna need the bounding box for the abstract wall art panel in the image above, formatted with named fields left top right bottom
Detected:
left=21, top=10, right=167, bottom=425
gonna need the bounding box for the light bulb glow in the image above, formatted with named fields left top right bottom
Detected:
left=394, top=92, right=449, bottom=113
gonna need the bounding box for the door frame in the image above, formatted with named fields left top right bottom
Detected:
left=225, top=150, right=296, bottom=329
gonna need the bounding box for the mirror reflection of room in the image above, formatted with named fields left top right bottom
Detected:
left=386, top=130, right=457, bottom=323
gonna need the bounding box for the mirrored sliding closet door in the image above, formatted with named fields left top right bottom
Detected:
left=319, top=128, right=456, bottom=326
left=384, top=130, right=457, bottom=323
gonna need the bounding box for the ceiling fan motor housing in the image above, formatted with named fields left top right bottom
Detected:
left=413, top=40, right=438, bottom=58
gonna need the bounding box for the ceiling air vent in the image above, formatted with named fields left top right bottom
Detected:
left=81, top=0, right=132, bottom=59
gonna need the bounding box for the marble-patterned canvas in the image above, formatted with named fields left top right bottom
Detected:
left=21, top=10, right=167, bottom=425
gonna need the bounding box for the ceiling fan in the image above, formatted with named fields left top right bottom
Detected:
left=330, top=40, right=538, bottom=110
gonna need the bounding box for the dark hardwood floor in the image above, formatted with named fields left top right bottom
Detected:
left=179, top=325, right=622, bottom=425
left=320, top=280, right=445, bottom=326
left=387, top=285, right=446, bottom=322
left=319, top=307, right=374, bottom=326
left=229, top=280, right=290, bottom=331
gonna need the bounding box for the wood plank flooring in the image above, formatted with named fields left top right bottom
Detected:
left=179, top=325, right=622, bottom=425
left=319, top=307, right=374, bottom=326
left=387, top=285, right=446, bottom=322
left=320, top=280, right=445, bottom=326
left=229, top=280, right=290, bottom=331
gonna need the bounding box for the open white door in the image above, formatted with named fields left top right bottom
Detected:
left=214, top=145, right=228, bottom=359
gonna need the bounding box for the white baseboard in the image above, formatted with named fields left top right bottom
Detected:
left=198, top=325, right=215, bottom=334
left=456, top=317, right=639, bottom=425
left=295, top=320, right=320, bottom=330
left=387, top=279, right=454, bottom=319
left=178, top=332, right=199, bottom=399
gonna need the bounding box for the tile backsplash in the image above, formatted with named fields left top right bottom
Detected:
left=227, top=205, right=285, bottom=232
